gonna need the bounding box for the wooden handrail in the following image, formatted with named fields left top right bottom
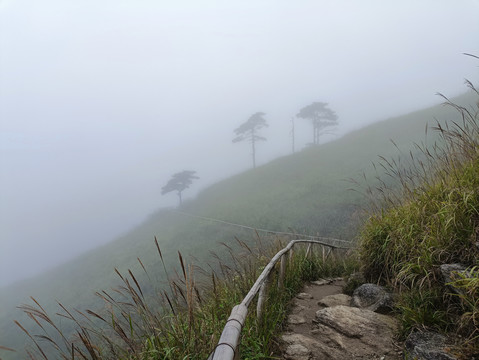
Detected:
left=208, top=238, right=351, bottom=359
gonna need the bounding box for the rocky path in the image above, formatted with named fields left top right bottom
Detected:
left=280, top=278, right=403, bottom=360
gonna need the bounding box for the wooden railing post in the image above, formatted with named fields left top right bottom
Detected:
left=288, top=244, right=294, bottom=267
left=256, top=274, right=269, bottom=321
left=278, top=253, right=287, bottom=289
left=305, top=243, right=312, bottom=259
left=325, top=247, right=332, bottom=260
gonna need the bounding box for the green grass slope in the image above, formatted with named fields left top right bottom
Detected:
left=359, top=89, right=479, bottom=357
left=0, top=91, right=476, bottom=358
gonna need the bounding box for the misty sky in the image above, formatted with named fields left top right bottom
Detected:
left=1, top=0, right=478, bottom=287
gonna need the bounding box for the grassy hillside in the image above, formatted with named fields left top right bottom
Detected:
left=0, top=91, right=476, bottom=358
left=359, top=87, right=479, bottom=357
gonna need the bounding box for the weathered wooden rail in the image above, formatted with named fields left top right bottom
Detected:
left=207, top=238, right=352, bottom=360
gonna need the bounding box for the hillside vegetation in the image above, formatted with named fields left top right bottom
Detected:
left=0, top=91, right=477, bottom=359
left=360, top=84, right=479, bottom=357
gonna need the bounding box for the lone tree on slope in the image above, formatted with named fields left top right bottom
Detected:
left=296, top=102, right=338, bottom=145
left=161, top=170, right=199, bottom=206
left=233, top=112, right=268, bottom=169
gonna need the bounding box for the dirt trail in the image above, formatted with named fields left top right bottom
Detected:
left=280, top=278, right=403, bottom=360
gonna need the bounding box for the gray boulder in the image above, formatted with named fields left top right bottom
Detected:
left=440, top=263, right=468, bottom=294
left=405, top=330, right=456, bottom=360
left=351, top=283, right=393, bottom=313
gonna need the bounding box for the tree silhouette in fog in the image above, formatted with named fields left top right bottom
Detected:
left=161, top=170, right=199, bottom=205
left=297, top=102, right=338, bottom=145
left=233, top=112, right=268, bottom=169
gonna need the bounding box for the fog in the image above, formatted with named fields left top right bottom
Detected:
left=0, top=0, right=478, bottom=287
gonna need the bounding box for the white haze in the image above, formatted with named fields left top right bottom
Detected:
left=0, top=0, right=478, bottom=287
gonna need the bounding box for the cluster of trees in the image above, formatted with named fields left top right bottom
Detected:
left=162, top=101, right=338, bottom=206
left=296, top=102, right=338, bottom=145
left=232, top=102, right=338, bottom=168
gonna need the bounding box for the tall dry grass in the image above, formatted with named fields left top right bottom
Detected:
left=7, top=233, right=357, bottom=359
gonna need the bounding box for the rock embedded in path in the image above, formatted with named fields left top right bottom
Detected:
left=351, top=283, right=393, bottom=313
left=296, top=292, right=313, bottom=300
left=311, top=279, right=332, bottom=286
left=318, top=293, right=352, bottom=307
left=405, top=330, right=457, bottom=360
left=281, top=333, right=321, bottom=356
left=312, top=305, right=400, bottom=358
left=300, top=305, right=401, bottom=358
left=291, top=304, right=306, bottom=314
left=283, top=343, right=310, bottom=360
left=315, top=305, right=398, bottom=340
left=287, top=314, right=307, bottom=325
left=281, top=332, right=344, bottom=359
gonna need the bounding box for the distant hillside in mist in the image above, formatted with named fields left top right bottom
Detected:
left=0, top=91, right=477, bottom=359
